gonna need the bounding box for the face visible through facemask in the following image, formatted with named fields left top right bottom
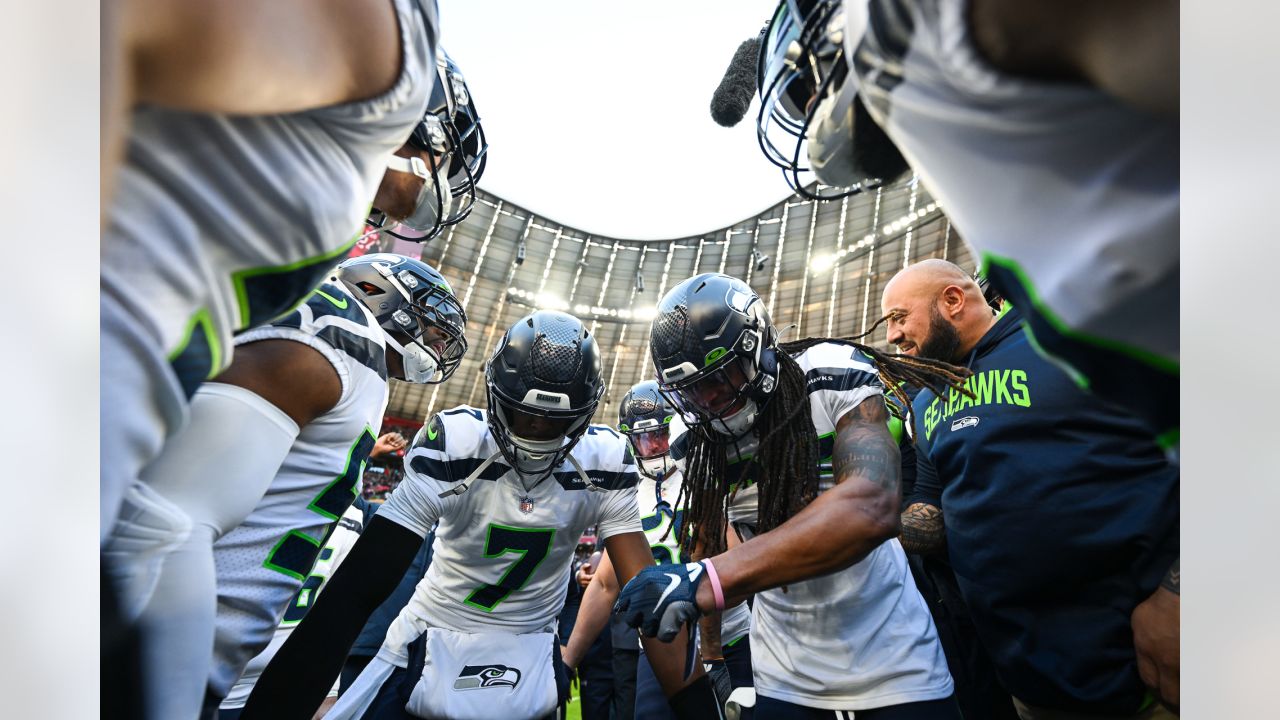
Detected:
left=505, top=409, right=573, bottom=475
left=629, top=427, right=673, bottom=479
left=680, top=358, right=754, bottom=418
left=375, top=143, right=454, bottom=234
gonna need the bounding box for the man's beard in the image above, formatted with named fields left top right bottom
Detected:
left=918, top=304, right=963, bottom=363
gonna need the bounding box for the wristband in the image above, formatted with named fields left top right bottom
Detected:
left=700, top=558, right=726, bottom=611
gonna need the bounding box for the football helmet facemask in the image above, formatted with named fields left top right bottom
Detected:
left=370, top=50, right=489, bottom=242
left=756, top=0, right=906, bottom=199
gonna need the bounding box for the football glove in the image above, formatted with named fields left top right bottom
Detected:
left=613, top=562, right=707, bottom=642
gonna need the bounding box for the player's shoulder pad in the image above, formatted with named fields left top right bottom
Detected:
left=289, top=281, right=372, bottom=328
left=669, top=431, right=689, bottom=465
left=271, top=281, right=388, bottom=380
left=795, top=342, right=881, bottom=393
left=405, top=406, right=490, bottom=486
left=569, top=424, right=638, bottom=491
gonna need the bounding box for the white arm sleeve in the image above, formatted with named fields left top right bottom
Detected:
left=105, top=382, right=301, bottom=720
left=141, top=381, right=302, bottom=534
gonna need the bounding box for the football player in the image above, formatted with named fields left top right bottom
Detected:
left=752, top=0, right=1177, bottom=450
left=562, top=381, right=755, bottom=719
left=102, top=0, right=444, bottom=550
left=105, top=253, right=468, bottom=720
left=241, top=311, right=723, bottom=720
left=614, top=273, right=969, bottom=719
left=219, top=497, right=374, bottom=720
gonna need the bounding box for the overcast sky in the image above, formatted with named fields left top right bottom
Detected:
left=438, top=0, right=786, bottom=240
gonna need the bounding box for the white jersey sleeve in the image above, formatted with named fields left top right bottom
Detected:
left=592, top=432, right=642, bottom=541
left=796, top=342, right=885, bottom=425
left=377, top=410, right=474, bottom=538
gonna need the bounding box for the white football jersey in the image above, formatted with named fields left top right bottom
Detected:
left=670, top=343, right=952, bottom=710
left=209, top=280, right=391, bottom=697
left=99, top=0, right=439, bottom=539
left=374, top=407, right=641, bottom=666
left=220, top=502, right=367, bottom=710
left=843, top=0, right=1177, bottom=365
left=636, top=469, right=751, bottom=647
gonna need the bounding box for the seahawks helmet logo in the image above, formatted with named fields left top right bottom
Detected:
left=453, top=664, right=521, bottom=691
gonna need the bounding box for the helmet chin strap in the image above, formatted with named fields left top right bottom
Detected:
left=437, top=449, right=598, bottom=499
left=639, top=456, right=673, bottom=479
left=437, top=450, right=503, bottom=499
left=566, top=453, right=603, bottom=492
left=381, top=331, right=440, bottom=384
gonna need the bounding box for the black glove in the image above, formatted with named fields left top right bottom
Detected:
left=613, top=562, right=706, bottom=641
left=552, top=643, right=573, bottom=706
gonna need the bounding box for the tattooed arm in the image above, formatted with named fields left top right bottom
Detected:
left=693, top=396, right=902, bottom=610
left=1132, top=556, right=1180, bottom=709
left=900, top=503, right=945, bottom=554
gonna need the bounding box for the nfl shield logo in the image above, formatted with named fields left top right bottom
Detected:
left=519, top=496, right=535, bottom=514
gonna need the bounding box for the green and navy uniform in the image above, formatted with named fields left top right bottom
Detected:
left=210, top=280, right=392, bottom=699
left=327, top=407, right=641, bottom=719
left=910, top=306, right=1178, bottom=714
left=671, top=342, right=953, bottom=712
left=220, top=500, right=369, bottom=716
left=843, top=0, right=1178, bottom=441
left=100, top=0, right=440, bottom=543
left=633, top=467, right=754, bottom=720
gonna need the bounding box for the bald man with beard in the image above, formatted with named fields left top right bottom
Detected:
left=880, top=260, right=1180, bottom=720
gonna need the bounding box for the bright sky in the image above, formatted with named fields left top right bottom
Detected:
left=438, top=0, right=787, bottom=240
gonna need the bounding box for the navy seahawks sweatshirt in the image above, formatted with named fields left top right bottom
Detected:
left=910, top=306, right=1178, bottom=714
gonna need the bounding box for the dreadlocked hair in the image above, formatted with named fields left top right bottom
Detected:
left=671, top=330, right=972, bottom=561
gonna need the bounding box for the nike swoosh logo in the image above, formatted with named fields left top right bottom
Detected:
left=427, top=423, right=439, bottom=440
left=655, top=573, right=682, bottom=609
left=314, top=288, right=348, bottom=310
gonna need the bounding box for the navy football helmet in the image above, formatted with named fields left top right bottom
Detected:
left=648, top=274, right=779, bottom=440
left=618, top=381, right=675, bottom=479
left=369, top=50, right=489, bottom=242
left=335, top=253, right=468, bottom=384
left=485, top=311, right=604, bottom=478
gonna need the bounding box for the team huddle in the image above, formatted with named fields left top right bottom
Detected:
left=102, top=0, right=1178, bottom=719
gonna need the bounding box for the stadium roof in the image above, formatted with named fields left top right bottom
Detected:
left=383, top=177, right=976, bottom=425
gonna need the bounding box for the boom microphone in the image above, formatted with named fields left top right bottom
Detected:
left=710, top=35, right=762, bottom=127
